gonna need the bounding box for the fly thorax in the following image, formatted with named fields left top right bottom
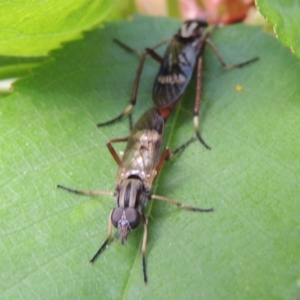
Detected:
left=117, top=178, right=148, bottom=209
left=178, top=20, right=208, bottom=39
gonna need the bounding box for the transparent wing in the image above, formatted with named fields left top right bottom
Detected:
left=117, top=108, right=164, bottom=185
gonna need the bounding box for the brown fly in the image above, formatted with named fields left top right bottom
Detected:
left=97, top=20, right=258, bottom=149
left=57, top=107, right=213, bottom=283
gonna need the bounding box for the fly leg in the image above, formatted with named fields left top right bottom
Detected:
left=155, top=147, right=172, bottom=174
left=56, top=184, right=114, bottom=197
left=56, top=136, right=129, bottom=193
left=97, top=39, right=168, bottom=130
left=152, top=146, right=214, bottom=211
left=106, top=136, right=129, bottom=166
left=56, top=188, right=114, bottom=264
left=171, top=136, right=197, bottom=156
left=141, top=213, right=148, bottom=284
left=89, top=210, right=114, bottom=265
left=151, top=194, right=214, bottom=212
left=194, top=57, right=211, bottom=150
left=205, top=38, right=259, bottom=69
left=154, top=136, right=199, bottom=175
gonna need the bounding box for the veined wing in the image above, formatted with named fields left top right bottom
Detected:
left=117, top=107, right=164, bottom=187
left=153, top=23, right=211, bottom=108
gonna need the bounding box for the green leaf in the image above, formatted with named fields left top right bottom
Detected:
left=256, top=0, right=300, bottom=59
left=1, top=16, right=299, bottom=299
left=0, top=0, right=127, bottom=56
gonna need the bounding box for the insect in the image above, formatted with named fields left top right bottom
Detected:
left=97, top=20, right=258, bottom=149
left=57, top=107, right=213, bottom=283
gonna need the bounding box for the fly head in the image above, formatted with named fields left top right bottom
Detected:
left=111, top=207, right=141, bottom=244
left=178, top=19, right=208, bottom=40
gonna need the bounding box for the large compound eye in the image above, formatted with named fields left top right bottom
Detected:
left=111, top=208, right=123, bottom=227
left=125, top=208, right=141, bottom=229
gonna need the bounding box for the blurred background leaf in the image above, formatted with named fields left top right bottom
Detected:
left=256, top=0, right=300, bottom=59
left=0, top=0, right=134, bottom=56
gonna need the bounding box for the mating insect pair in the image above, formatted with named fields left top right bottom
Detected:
left=57, top=19, right=258, bottom=283
left=97, top=20, right=258, bottom=150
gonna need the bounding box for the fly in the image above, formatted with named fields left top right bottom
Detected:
left=97, top=20, right=258, bottom=149
left=57, top=107, right=213, bottom=284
